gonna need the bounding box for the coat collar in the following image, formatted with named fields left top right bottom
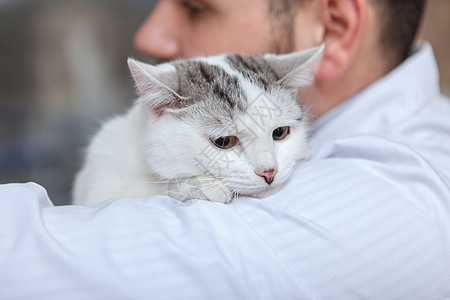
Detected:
left=309, top=42, right=441, bottom=149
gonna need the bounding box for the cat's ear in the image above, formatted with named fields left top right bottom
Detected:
left=127, top=58, right=183, bottom=115
left=263, top=44, right=325, bottom=88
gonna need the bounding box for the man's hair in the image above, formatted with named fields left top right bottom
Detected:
left=267, top=0, right=312, bottom=54
left=268, top=0, right=427, bottom=64
left=370, top=0, right=427, bottom=64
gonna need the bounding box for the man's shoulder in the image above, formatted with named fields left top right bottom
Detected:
left=390, top=93, right=450, bottom=184
left=278, top=132, right=449, bottom=211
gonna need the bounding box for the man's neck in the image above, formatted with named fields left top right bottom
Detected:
left=304, top=43, right=393, bottom=119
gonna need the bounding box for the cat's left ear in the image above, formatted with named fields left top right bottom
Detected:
left=263, top=44, right=325, bottom=88
left=128, top=58, right=182, bottom=115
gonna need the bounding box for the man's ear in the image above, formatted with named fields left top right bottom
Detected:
left=128, top=58, right=184, bottom=116
left=315, top=0, right=367, bottom=82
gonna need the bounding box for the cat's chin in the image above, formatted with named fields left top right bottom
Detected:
left=237, top=183, right=284, bottom=199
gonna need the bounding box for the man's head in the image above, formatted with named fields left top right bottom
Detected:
left=266, top=0, right=312, bottom=54
left=369, top=0, right=426, bottom=66
left=265, top=0, right=427, bottom=66
left=134, top=0, right=427, bottom=117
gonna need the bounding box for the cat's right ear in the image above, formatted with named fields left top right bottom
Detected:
left=127, top=58, right=182, bottom=116
left=263, top=44, right=325, bottom=88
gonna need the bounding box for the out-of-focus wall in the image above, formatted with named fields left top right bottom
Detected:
left=0, top=0, right=157, bottom=205
left=0, top=0, right=449, bottom=205
left=419, top=0, right=450, bottom=96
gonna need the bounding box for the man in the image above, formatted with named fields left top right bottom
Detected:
left=0, top=0, right=449, bottom=299
left=134, top=0, right=424, bottom=118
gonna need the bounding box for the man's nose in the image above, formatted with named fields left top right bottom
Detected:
left=134, top=0, right=180, bottom=60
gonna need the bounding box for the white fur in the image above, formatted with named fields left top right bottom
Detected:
left=73, top=46, right=323, bottom=205
left=73, top=105, right=163, bottom=205
left=73, top=95, right=308, bottom=205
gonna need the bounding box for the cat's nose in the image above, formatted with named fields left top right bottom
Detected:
left=255, top=168, right=277, bottom=185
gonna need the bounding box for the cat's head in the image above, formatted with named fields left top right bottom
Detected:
left=128, top=45, right=323, bottom=199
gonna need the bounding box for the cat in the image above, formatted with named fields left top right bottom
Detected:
left=72, top=45, right=324, bottom=205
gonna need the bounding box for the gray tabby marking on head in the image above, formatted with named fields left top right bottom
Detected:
left=225, top=55, right=279, bottom=90
left=174, top=61, right=247, bottom=113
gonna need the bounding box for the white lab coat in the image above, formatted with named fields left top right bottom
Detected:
left=1, top=42, right=449, bottom=299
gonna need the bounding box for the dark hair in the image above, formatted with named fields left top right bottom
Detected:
left=371, top=0, right=427, bottom=64
left=268, top=0, right=427, bottom=64
left=267, top=0, right=312, bottom=54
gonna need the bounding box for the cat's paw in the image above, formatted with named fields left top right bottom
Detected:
left=167, top=175, right=204, bottom=202
left=167, top=175, right=231, bottom=203
left=200, top=180, right=231, bottom=204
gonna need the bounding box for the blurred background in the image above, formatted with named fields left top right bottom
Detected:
left=0, top=0, right=449, bottom=205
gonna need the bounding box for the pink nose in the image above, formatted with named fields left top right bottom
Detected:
left=255, top=168, right=277, bottom=185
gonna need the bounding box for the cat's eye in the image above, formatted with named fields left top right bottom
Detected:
left=210, top=136, right=237, bottom=149
left=272, top=126, right=290, bottom=141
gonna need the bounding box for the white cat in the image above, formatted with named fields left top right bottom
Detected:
left=73, top=45, right=324, bottom=205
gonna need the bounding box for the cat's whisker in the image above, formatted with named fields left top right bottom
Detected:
left=231, top=191, right=240, bottom=204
